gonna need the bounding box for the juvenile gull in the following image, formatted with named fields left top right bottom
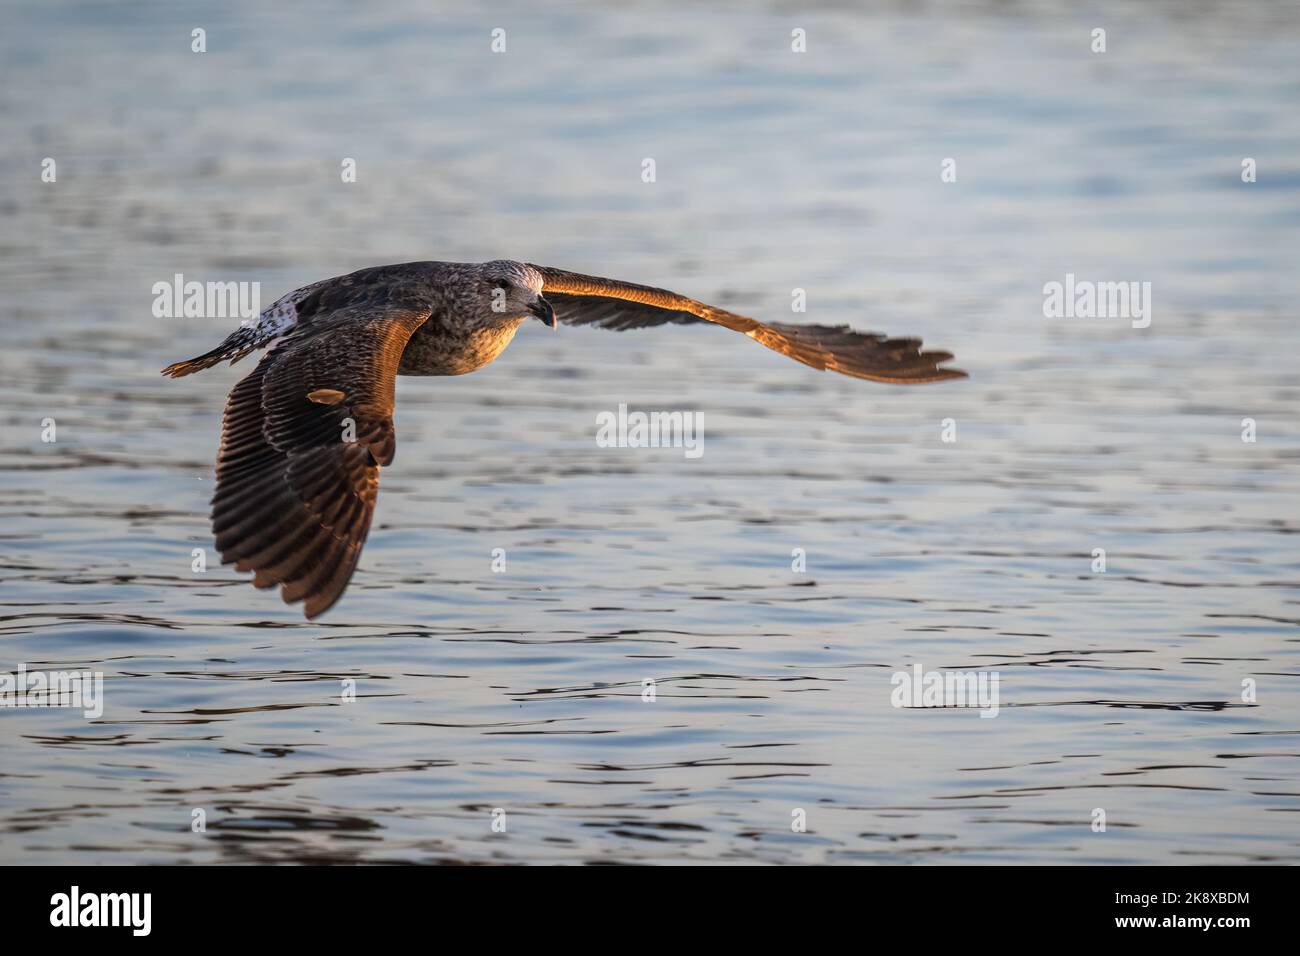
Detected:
left=163, top=260, right=966, bottom=618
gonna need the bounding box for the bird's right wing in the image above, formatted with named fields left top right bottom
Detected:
left=530, top=265, right=966, bottom=384
left=206, top=303, right=430, bottom=618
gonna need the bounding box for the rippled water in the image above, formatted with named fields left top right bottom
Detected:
left=2, top=0, right=1299, bottom=864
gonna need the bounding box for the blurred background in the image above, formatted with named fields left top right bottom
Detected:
left=0, top=0, right=1297, bottom=864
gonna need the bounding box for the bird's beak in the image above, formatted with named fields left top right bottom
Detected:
left=528, top=295, right=556, bottom=329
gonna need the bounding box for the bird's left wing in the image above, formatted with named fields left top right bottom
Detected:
left=529, top=265, right=966, bottom=384
left=206, top=303, right=430, bottom=618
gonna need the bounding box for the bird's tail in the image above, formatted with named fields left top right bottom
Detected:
left=162, top=326, right=264, bottom=378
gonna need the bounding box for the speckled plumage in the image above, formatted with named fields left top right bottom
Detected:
left=163, top=258, right=964, bottom=618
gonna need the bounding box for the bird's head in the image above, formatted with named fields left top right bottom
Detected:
left=477, top=260, right=554, bottom=329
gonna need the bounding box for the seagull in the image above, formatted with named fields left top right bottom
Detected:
left=164, top=260, right=966, bottom=618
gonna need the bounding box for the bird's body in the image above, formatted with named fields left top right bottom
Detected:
left=398, top=307, right=525, bottom=376
left=165, top=259, right=966, bottom=618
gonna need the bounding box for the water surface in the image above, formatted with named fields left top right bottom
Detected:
left=1, top=0, right=1298, bottom=864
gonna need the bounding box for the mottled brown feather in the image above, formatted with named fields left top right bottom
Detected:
left=210, top=304, right=430, bottom=619
left=531, top=265, right=966, bottom=384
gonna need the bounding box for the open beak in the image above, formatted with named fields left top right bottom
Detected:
left=528, top=295, right=556, bottom=329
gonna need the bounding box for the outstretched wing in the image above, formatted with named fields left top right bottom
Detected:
left=208, top=304, right=430, bottom=618
left=529, top=265, right=966, bottom=384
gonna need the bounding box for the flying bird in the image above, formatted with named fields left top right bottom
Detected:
left=164, top=260, right=966, bottom=618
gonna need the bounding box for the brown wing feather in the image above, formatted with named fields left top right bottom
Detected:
left=210, top=305, right=429, bottom=618
left=534, top=292, right=703, bottom=330
left=530, top=265, right=966, bottom=384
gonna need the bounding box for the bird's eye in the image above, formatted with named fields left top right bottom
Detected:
left=492, top=279, right=512, bottom=292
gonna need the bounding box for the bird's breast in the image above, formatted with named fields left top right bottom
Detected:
left=397, top=317, right=524, bottom=376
